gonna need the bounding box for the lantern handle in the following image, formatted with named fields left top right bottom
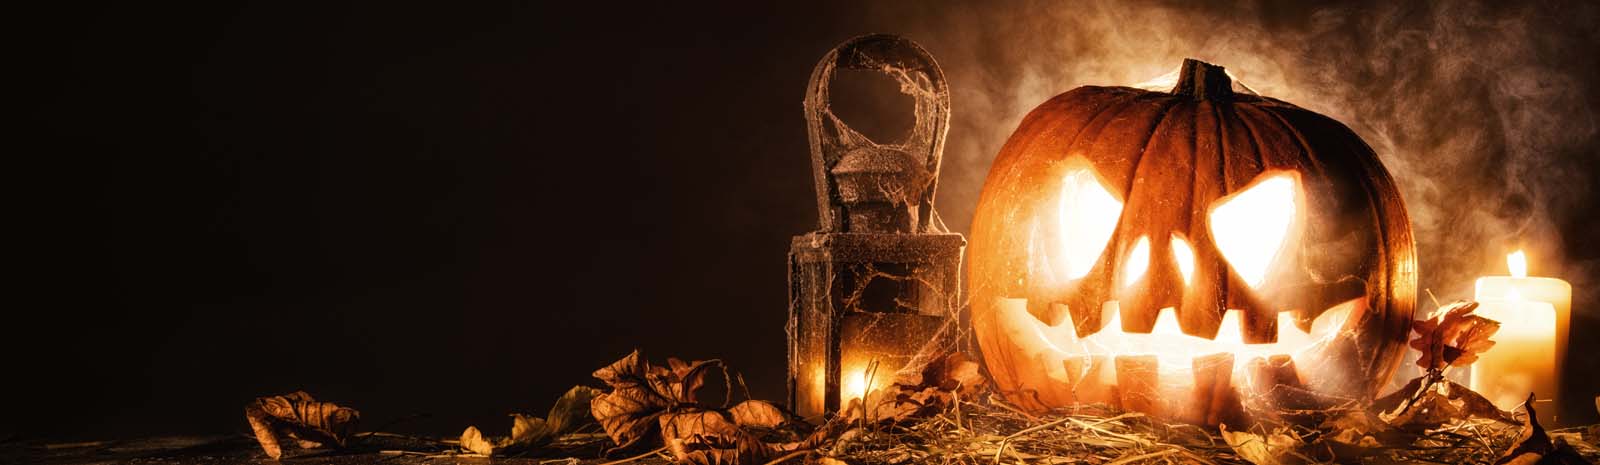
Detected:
left=803, top=34, right=951, bottom=233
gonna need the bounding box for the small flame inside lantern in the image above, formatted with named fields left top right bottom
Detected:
left=1508, top=249, right=1528, bottom=278
left=841, top=361, right=883, bottom=407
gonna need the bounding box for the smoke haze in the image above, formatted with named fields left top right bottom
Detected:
left=856, top=0, right=1600, bottom=417
left=869, top=0, right=1599, bottom=305
left=15, top=0, right=1599, bottom=438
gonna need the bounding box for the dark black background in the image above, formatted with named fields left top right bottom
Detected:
left=13, top=1, right=1600, bottom=439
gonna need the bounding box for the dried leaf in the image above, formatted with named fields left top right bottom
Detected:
left=940, top=352, right=987, bottom=395
left=591, top=350, right=829, bottom=464
left=592, top=350, right=674, bottom=449
left=1445, top=380, right=1518, bottom=424
left=530, top=385, right=601, bottom=442
left=674, top=431, right=783, bottom=465
left=1372, top=376, right=1426, bottom=415
left=509, top=414, right=550, bottom=446
left=727, top=400, right=787, bottom=429
left=1219, top=425, right=1307, bottom=465
left=459, top=385, right=602, bottom=456
left=1382, top=380, right=1516, bottom=430
left=665, top=358, right=724, bottom=404
left=459, top=426, right=497, bottom=456
left=1320, top=409, right=1390, bottom=438
left=844, top=352, right=985, bottom=425
left=658, top=409, right=797, bottom=465
left=1497, top=394, right=1593, bottom=465
left=1410, top=301, right=1500, bottom=370
left=243, top=391, right=359, bottom=459
left=245, top=405, right=284, bottom=459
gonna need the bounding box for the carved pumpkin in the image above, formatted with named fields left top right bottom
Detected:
left=969, top=59, right=1416, bottom=423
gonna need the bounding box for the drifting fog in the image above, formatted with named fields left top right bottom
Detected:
left=861, top=0, right=1599, bottom=305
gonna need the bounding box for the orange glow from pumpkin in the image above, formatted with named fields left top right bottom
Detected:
left=1122, top=236, right=1151, bottom=289
left=1014, top=299, right=1356, bottom=378
left=1056, top=166, right=1124, bottom=280
left=1171, top=235, right=1196, bottom=286
left=1210, top=174, right=1299, bottom=286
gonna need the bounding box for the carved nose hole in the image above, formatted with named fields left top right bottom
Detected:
left=1122, top=236, right=1151, bottom=289
left=828, top=69, right=916, bottom=145
left=1171, top=235, right=1196, bottom=286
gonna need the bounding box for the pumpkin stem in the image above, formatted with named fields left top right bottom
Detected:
left=1171, top=58, right=1233, bottom=101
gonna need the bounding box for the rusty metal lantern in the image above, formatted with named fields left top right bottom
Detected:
left=786, top=34, right=965, bottom=421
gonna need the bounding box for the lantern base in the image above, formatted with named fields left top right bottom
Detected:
left=786, top=232, right=965, bottom=421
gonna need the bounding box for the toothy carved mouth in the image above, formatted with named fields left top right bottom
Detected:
left=995, top=297, right=1363, bottom=384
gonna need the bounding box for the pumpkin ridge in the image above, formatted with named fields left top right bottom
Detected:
left=1109, top=97, right=1185, bottom=196
left=1180, top=100, right=1228, bottom=338
left=996, top=88, right=1140, bottom=174
left=1060, top=92, right=1170, bottom=190
left=1218, top=104, right=1265, bottom=192
left=1056, top=90, right=1147, bottom=167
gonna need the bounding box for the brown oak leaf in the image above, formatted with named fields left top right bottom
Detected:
left=244, top=391, right=359, bottom=459
left=590, top=350, right=675, bottom=450
left=1410, top=301, right=1500, bottom=370
left=591, top=350, right=744, bottom=451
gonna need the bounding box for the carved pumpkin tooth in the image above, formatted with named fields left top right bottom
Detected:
left=1115, top=355, right=1161, bottom=416
left=1063, top=355, right=1117, bottom=406
left=1246, top=354, right=1302, bottom=398
left=1189, top=353, right=1235, bottom=425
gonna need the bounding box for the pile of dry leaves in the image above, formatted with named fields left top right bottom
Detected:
left=241, top=301, right=1599, bottom=464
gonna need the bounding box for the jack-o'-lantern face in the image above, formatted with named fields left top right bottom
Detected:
left=969, top=60, right=1416, bottom=424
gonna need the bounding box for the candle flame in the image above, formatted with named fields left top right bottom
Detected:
left=1507, top=250, right=1528, bottom=278
left=842, top=369, right=867, bottom=403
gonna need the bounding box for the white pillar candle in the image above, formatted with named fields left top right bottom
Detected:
left=1470, top=250, right=1570, bottom=416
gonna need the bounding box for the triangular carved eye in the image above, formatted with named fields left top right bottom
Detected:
left=1055, top=166, right=1123, bottom=280
left=1209, top=173, right=1299, bottom=287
